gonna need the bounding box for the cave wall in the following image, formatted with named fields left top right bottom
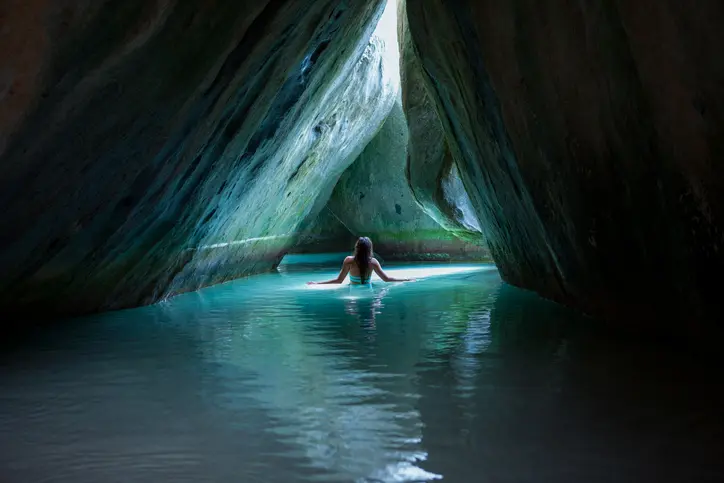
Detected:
left=324, top=99, right=490, bottom=261
left=397, top=0, right=485, bottom=245
left=405, top=1, right=724, bottom=334
left=291, top=207, right=356, bottom=255
left=4, top=0, right=721, bottom=333
left=0, top=0, right=395, bottom=316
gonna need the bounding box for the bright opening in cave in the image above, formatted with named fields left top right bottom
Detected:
left=376, top=0, right=401, bottom=92
left=287, top=0, right=488, bottom=264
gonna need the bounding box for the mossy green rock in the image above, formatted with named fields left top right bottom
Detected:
left=323, top=99, right=490, bottom=261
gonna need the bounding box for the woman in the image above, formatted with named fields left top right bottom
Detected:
left=307, top=237, right=414, bottom=285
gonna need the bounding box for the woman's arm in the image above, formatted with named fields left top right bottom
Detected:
left=307, top=258, right=351, bottom=285
left=371, top=258, right=414, bottom=282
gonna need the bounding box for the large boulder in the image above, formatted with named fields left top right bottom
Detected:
left=404, top=1, right=724, bottom=336
left=0, top=0, right=396, bottom=316
left=397, top=0, right=485, bottom=245
left=324, top=99, right=490, bottom=261
left=291, top=207, right=356, bottom=255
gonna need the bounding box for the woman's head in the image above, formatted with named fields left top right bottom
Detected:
left=354, top=236, right=373, bottom=259
left=354, top=237, right=373, bottom=281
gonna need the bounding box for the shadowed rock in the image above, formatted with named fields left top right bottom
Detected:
left=0, top=0, right=395, bottom=316
left=404, top=0, right=724, bottom=338
left=3, top=0, right=723, bottom=343
left=291, top=207, right=356, bottom=255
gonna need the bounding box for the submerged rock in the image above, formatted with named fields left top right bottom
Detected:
left=0, top=0, right=396, bottom=316
left=404, top=1, right=724, bottom=335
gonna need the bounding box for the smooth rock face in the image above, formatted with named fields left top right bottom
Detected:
left=0, top=0, right=395, bottom=316
left=397, top=1, right=484, bottom=245
left=405, top=1, right=724, bottom=334
left=324, top=99, right=490, bottom=261
left=292, top=207, right=356, bottom=255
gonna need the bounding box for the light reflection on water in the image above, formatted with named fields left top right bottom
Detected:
left=1, top=256, right=723, bottom=482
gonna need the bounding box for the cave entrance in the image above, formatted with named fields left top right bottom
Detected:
left=287, top=0, right=489, bottom=264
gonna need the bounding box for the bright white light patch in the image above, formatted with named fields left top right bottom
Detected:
left=303, top=264, right=494, bottom=290
left=375, top=265, right=491, bottom=281
left=374, top=0, right=401, bottom=88
left=305, top=283, right=351, bottom=291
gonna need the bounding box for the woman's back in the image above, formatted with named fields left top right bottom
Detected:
left=346, top=256, right=372, bottom=284
left=307, top=237, right=414, bottom=285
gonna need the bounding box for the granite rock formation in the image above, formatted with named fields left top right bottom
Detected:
left=2, top=0, right=723, bottom=340
left=291, top=207, right=356, bottom=255
left=397, top=1, right=485, bottom=245
left=403, top=0, right=724, bottom=335
left=294, top=2, right=488, bottom=262
left=0, top=0, right=396, bottom=316
left=322, top=99, right=489, bottom=261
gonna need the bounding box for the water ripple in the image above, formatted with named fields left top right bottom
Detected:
left=2, top=260, right=724, bottom=482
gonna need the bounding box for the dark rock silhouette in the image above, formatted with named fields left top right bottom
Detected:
left=404, top=0, right=724, bottom=338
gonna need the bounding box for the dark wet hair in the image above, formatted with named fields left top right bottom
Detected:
left=354, top=237, right=373, bottom=283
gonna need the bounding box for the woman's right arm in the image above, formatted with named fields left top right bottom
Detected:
left=371, top=258, right=414, bottom=282
left=307, top=258, right=351, bottom=285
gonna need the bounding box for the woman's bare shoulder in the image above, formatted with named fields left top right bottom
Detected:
left=343, top=256, right=355, bottom=264
left=370, top=257, right=381, bottom=266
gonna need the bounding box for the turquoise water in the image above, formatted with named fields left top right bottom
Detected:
left=1, top=254, right=723, bottom=482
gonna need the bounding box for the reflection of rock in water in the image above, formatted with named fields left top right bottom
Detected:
left=4, top=262, right=724, bottom=482
left=415, top=282, right=724, bottom=483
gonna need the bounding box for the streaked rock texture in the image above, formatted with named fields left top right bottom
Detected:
left=324, top=99, right=490, bottom=261
left=404, top=0, right=724, bottom=334
left=398, top=1, right=484, bottom=245
left=4, top=0, right=722, bottom=340
left=0, top=0, right=395, bottom=316
left=292, top=207, right=356, bottom=255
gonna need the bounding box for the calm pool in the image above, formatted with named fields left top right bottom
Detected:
left=1, top=254, right=722, bottom=482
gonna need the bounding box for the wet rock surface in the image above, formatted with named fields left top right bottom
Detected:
left=0, top=0, right=394, bottom=316
left=404, top=0, right=724, bottom=335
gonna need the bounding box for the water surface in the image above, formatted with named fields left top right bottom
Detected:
left=1, top=255, right=723, bottom=482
